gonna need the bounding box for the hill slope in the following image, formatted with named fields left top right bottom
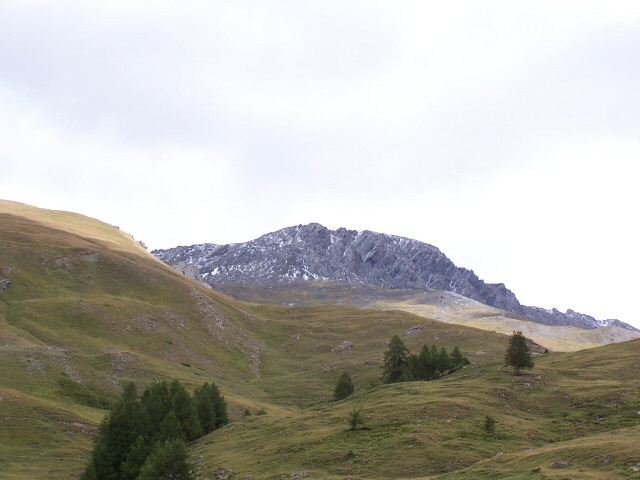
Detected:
left=0, top=201, right=268, bottom=477
left=2, top=201, right=639, bottom=480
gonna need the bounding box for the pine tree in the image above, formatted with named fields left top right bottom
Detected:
left=504, top=331, right=535, bottom=375
left=381, top=335, right=410, bottom=384
left=408, top=353, right=423, bottom=381
left=121, top=435, right=149, bottom=480
left=138, top=440, right=192, bottom=480
left=158, top=411, right=185, bottom=443
left=140, top=381, right=171, bottom=439
left=483, top=415, right=496, bottom=436
left=169, top=380, right=202, bottom=441
left=192, top=386, right=217, bottom=434
left=437, top=347, right=453, bottom=375
left=333, top=372, right=355, bottom=401
left=206, top=383, right=228, bottom=428
left=420, top=344, right=435, bottom=380
left=429, top=345, right=439, bottom=378
left=81, top=384, right=142, bottom=480
left=450, top=346, right=470, bottom=371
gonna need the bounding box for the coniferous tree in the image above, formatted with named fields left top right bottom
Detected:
left=437, top=347, right=453, bottom=375
left=82, top=380, right=225, bottom=480
left=206, top=383, right=228, bottom=428
left=81, top=438, right=116, bottom=480
left=121, top=435, right=149, bottom=480
left=333, top=372, right=355, bottom=401
left=381, top=335, right=410, bottom=383
left=407, top=353, right=423, bottom=381
left=504, top=331, right=535, bottom=375
left=138, top=439, right=192, bottom=480
left=417, top=345, right=431, bottom=380
left=483, top=415, right=497, bottom=436
left=348, top=408, right=365, bottom=431
left=103, top=390, right=141, bottom=473
left=169, top=380, right=202, bottom=441
left=450, top=345, right=469, bottom=370
left=158, top=411, right=185, bottom=443
left=400, top=366, right=415, bottom=382
left=140, top=381, right=171, bottom=439
left=82, top=384, right=142, bottom=480
left=429, top=344, right=439, bottom=377
left=192, top=386, right=217, bottom=434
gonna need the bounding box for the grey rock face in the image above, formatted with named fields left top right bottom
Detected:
left=153, top=223, right=636, bottom=332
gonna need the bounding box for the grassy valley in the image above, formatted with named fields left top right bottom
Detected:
left=220, top=282, right=640, bottom=352
left=1, top=200, right=639, bottom=479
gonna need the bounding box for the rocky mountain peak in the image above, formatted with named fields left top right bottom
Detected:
left=153, top=223, right=636, bottom=332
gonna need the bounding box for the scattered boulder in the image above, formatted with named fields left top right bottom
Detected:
left=405, top=325, right=423, bottom=335
left=364, top=359, right=379, bottom=366
left=551, top=460, right=571, bottom=468
left=213, top=467, right=234, bottom=480
left=332, top=341, right=355, bottom=353
left=0, top=279, right=10, bottom=290
left=80, top=251, right=100, bottom=262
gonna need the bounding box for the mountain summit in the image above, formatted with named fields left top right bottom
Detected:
left=153, top=223, right=635, bottom=331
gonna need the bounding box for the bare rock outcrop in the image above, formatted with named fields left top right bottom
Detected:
left=153, top=223, right=636, bottom=332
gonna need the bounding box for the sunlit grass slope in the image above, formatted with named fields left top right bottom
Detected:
left=0, top=202, right=268, bottom=478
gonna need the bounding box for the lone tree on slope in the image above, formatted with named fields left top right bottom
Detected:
left=334, top=372, right=355, bottom=401
left=504, top=331, right=535, bottom=375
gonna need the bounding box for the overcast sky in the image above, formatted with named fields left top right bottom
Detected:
left=1, top=1, right=639, bottom=328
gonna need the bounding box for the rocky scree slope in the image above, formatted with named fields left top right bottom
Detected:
left=153, top=223, right=635, bottom=331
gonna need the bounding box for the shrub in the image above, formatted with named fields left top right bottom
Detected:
left=348, top=408, right=365, bottom=431
left=334, top=372, right=355, bottom=401
left=484, top=415, right=496, bottom=436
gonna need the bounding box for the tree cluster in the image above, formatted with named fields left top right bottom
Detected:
left=81, top=380, right=227, bottom=480
left=381, top=335, right=470, bottom=384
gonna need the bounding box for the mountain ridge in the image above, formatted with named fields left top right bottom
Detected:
left=153, top=222, right=636, bottom=332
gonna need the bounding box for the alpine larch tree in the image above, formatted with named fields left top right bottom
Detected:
left=381, top=335, right=410, bottom=383
left=504, top=330, right=535, bottom=375
left=334, top=371, right=355, bottom=400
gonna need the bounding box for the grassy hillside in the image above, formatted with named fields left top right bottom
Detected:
left=0, top=202, right=266, bottom=477
left=191, top=338, right=640, bottom=479
left=1, top=200, right=638, bottom=479
left=219, top=282, right=640, bottom=352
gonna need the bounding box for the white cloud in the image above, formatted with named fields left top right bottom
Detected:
left=1, top=1, right=639, bottom=327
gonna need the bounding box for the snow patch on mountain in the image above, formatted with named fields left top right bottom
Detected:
left=153, top=223, right=637, bottom=332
